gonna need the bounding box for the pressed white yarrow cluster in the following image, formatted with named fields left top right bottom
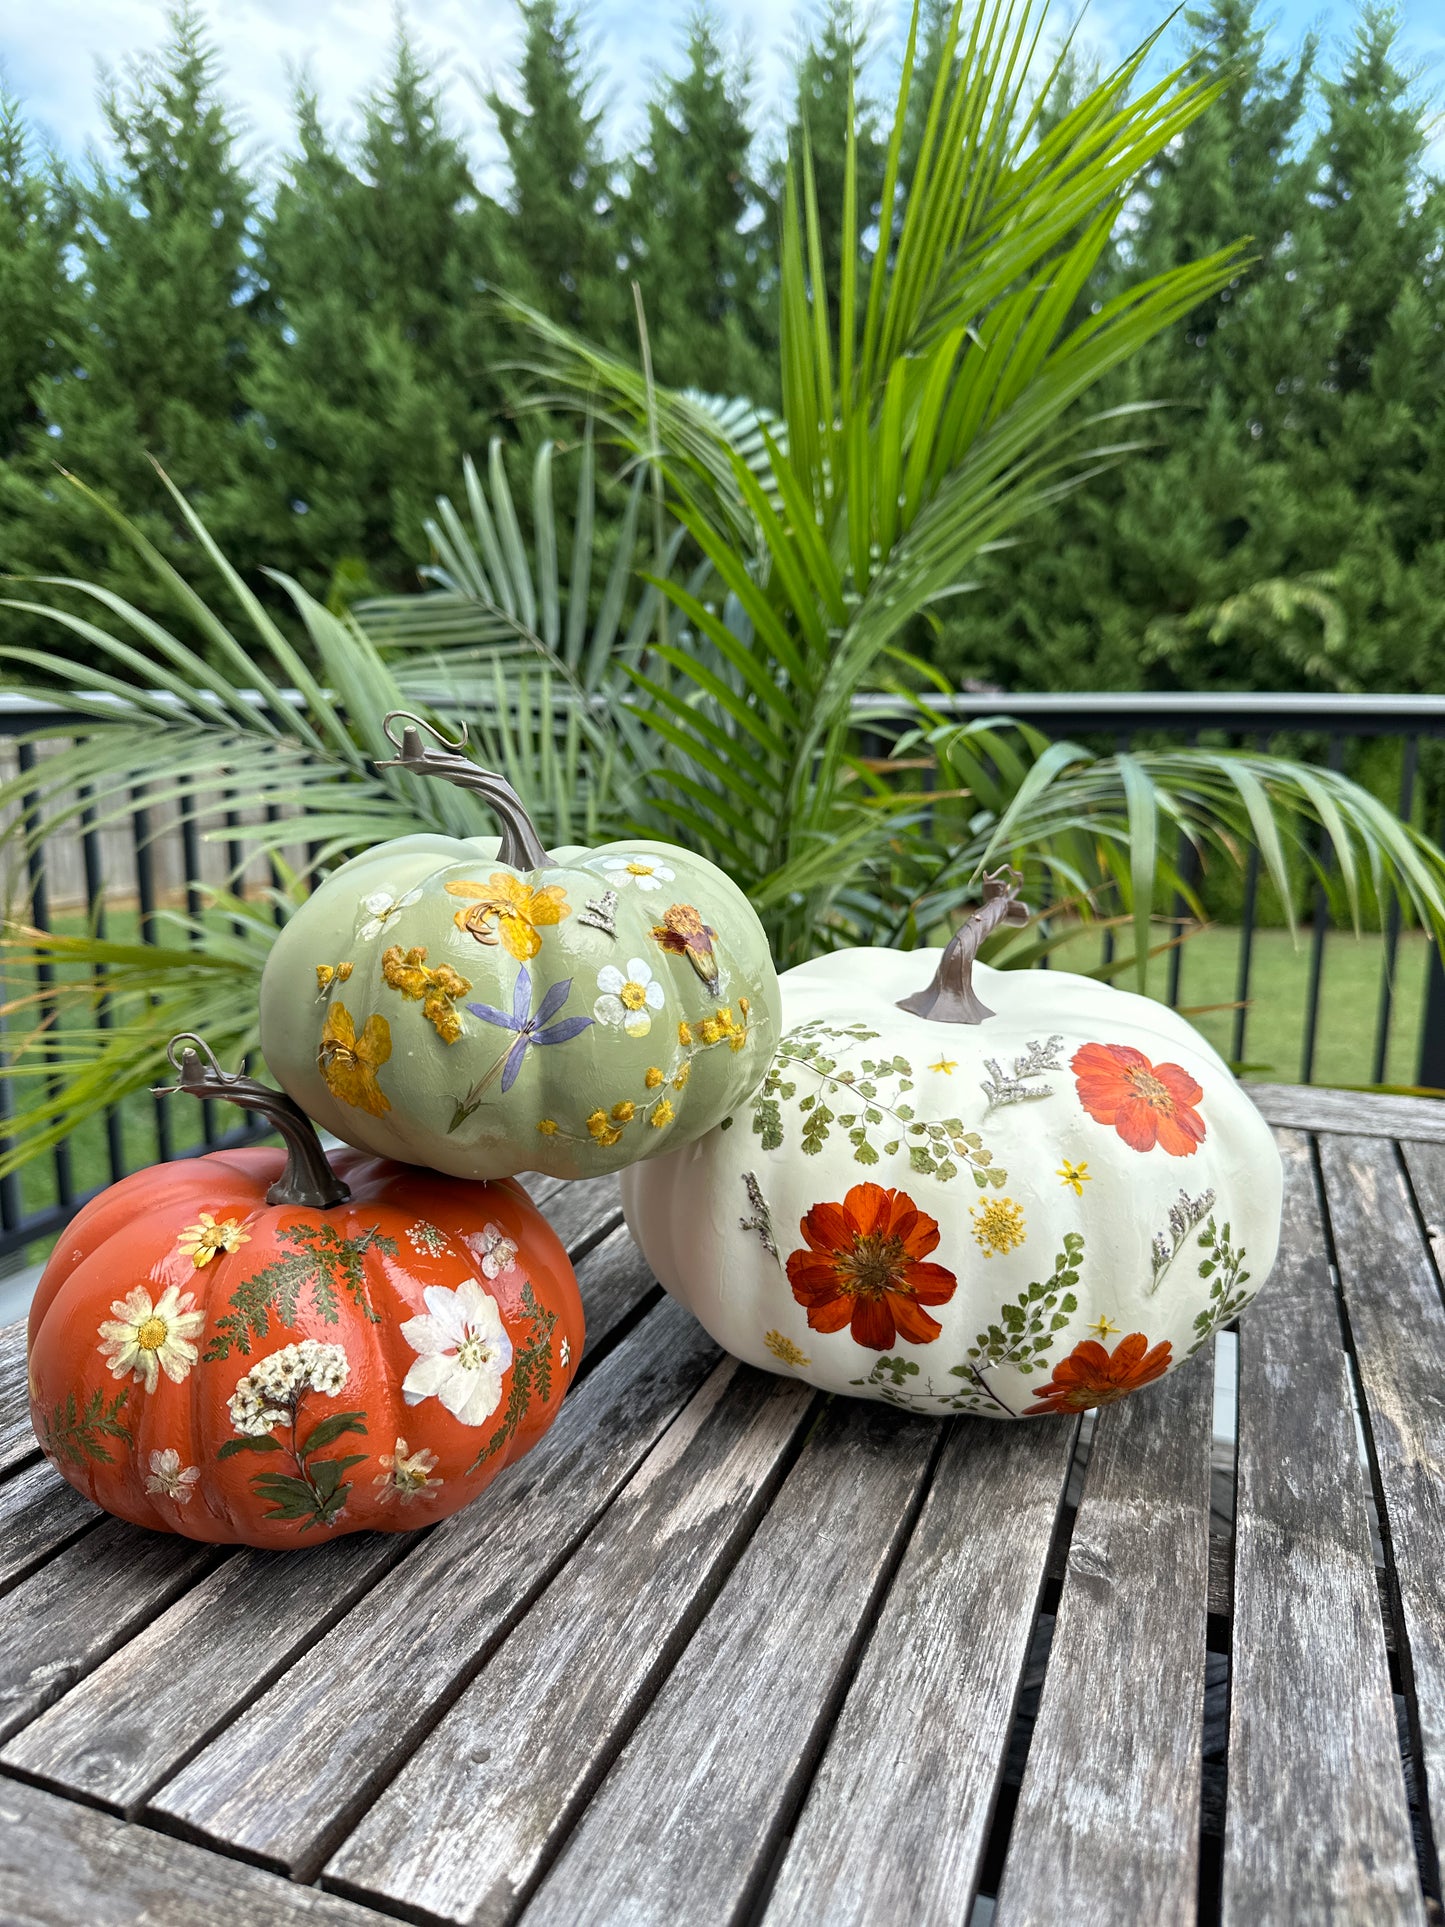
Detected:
left=228, top=1339, right=349, bottom=1436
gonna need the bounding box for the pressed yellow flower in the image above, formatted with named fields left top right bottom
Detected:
left=1088, top=1313, right=1121, bottom=1340
left=1057, top=1160, right=1091, bottom=1195
left=445, top=872, right=571, bottom=960
left=611, top=1100, right=636, bottom=1123
left=739, top=997, right=750, bottom=1017
left=699, top=1018, right=721, bottom=1045
left=177, top=1211, right=250, bottom=1268
left=318, top=1003, right=392, bottom=1116
left=672, top=1060, right=692, bottom=1089
left=536, top=1118, right=559, bottom=1136
left=649, top=1097, right=675, bottom=1129
left=930, top=1056, right=958, bottom=1075
left=677, top=1021, right=693, bottom=1046
left=765, top=1329, right=811, bottom=1369
left=315, top=961, right=353, bottom=994
left=382, top=944, right=433, bottom=998
left=716, top=1005, right=735, bottom=1030
left=644, top=1066, right=665, bottom=1089
left=586, top=1108, right=623, bottom=1147
left=971, top=1196, right=1027, bottom=1258
left=382, top=944, right=471, bottom=1045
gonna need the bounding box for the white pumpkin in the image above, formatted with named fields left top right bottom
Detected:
left=621, top=879, right=1282, bottom=1420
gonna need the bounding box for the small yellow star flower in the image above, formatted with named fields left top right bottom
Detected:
left=1088, top=1314, right=1120, bottom=1340
left=1057, top=1160, right=1091, bottom=1195
left=929, top=1056, right=958, bottom=1074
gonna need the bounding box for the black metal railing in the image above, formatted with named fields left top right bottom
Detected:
left=1, top=689, right=1442, bottom=1264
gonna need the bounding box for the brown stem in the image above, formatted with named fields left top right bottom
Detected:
left=378, top=710, right=550, bottom=870
left=156, top=1035, right=350, bottom=1209
left=896, top=867, right=1031, bottom=1025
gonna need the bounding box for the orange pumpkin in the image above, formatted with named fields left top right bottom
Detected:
left=27, top=1036, right=584, bottom=1547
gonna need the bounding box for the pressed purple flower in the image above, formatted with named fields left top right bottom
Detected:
left=468, top=965, right=593, bottom=1092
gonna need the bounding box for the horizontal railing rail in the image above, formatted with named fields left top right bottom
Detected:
left=0, top=688, right=1440, bottom=1265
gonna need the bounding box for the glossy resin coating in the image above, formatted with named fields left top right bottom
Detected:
left=622, top=940, right=1283, bottom=1419
left=260, top=831, right=780, bottom=1181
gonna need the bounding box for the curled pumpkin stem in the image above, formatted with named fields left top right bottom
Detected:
left=156, top=1034, right=350, bottom=1210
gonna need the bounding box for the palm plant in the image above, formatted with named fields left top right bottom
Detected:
left=3, top=0, right=1444, bottom=1183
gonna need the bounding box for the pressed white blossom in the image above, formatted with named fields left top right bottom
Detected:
left=560, top=1337, right=572, bottom=1370
left=374, top=1436, right=443, bottom=1506
left=473, top=1221, right=519, bottom=1280
left=359, top=886, right=422, bottom=941
left=97, top=1286, right=205, bottom=1395
left=601, top=855, right=675, bottom=893
left=400, top=1280, right=513, bottom=1426
left=593, top=957, right=666, bottom=1038
left=227, top=1339, right=350, bottom=1436
left=144, top=1448, right=201, bottom=1504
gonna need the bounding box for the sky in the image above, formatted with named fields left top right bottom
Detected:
left=2, top=0, right=1442, bottom=184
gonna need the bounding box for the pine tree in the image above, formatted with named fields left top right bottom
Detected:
left=0, top=95, right=76, bottom=463
left=625, top=14, right=773, bottom=400
left=232, top=32, right=502, bottom=596
left=2, top=5, right=256, bottom=605
left=489, top=1, right=628, bottom=348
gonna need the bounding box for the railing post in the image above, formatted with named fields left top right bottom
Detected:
left=1420, top=945, right=1445, bottom=1093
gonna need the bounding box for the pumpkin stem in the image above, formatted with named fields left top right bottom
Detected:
left=896, top=868, right=1030, bottom=1025
left=377, top=710, right=551, bottom=871
left=156, top=1035, right=351, bottom=1209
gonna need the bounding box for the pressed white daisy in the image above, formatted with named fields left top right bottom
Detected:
left=358, top=886, right=423, bottom=941
left=400, top=1280, right=513, bottom=1427
left=145, top=1448, right=202, bottom=1504
left=593, top=957, right=666, bottom=1038
left=373, top=1436, right=443, bottom=1506
left=600, top=855, right=675, bottom=893
left=97, top=1286, right=205, bottom=1395
left=472, top=1221, right=518, bottom=1280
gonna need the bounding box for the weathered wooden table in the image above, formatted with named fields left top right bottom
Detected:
left=1, top=1084, right=1443, bottom=1926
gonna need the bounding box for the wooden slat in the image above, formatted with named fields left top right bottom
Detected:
left=326, top=1362, right=819, bottom=1924
left=1327, top=1134, right=1445, bottom=1869
left=511, top=1398, right=943, bottom=1927
left=994, top=1355, right=1213, bottom=1925
left=532, top=1173, right=622, bottom=1258
left=1248, top=1084, right=1445, bottom=1143
left=0, top=1520, right=217, bottom=1746
left=573, top=1225, right=659, bottom=1363
left=758, top=1415, right=1076, bottom=1927
left=149, top=1297, right=719, bottom=1876
left=1223, top=1129, right=1421, bottom=1925
left=0, top=1321, right=35, bottom=1475
left=0, top=1460, right=97, bottom=1593
left=0, top=1776, right=379, bottom=1927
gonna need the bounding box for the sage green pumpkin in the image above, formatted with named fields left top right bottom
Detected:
left=258, top=721, right=780, bottom=1181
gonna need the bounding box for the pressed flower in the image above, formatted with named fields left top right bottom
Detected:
left=672, top=1060, right=691, bottom=1089
left=644, top=1066, right=665, bottom=1089
left=176, top=1211, right=250, bottom=1268
left=228, top=1338, right=350, bottom=1435
left=1031, top=1332, right=1172, bottom=1414
left=315, top=961, right=353, bottom=994
left=400, top=1281, right=513, bottom=1426
left=467, top=965, right=593, bottom=1093
left=145, top=1447, right=202, bottom=1503
left=678, top=1020, right=693, bottom=1046
left=587, top=1108, right=622, bottom=1147
left=1057, top=1160, right=1091, bottom=1195
left=1088, top=1314, right=1121, bottom=1340
left=560, top=1337, right=572, bottom=1369
left=649, top=1097, right=675, bottom=1128
left=601, top=854, right=676, bottom=892
left=318, top=1003, right=392, bottom=1116
left=472, top=1221, right=519, bottom=1280
left=537, top=1117, right=560, bottom=1135
left=594, top=957, right=666, bottom=1038
left=381, top=943, right=471, bottom=1044
left=970, top=1196, right=1027, bottom=1258
left=445, top=872, right=571, bottom=960
left=374, top=1437, right=443, bottom=1506
left=651, top=903, right=720, bottom=994
left=98, top=1285, right=205, bottom=1394
left=406, top=1221, right=448, bottom=1256
left=699, top=1018, right=722, bottom=1045
left=765, top=1330, right=811, bottom=1369
left=785, top=1182, right=958, bottom=1351
left=929, top=1056, right=958, bottom=1074
left=358, top=887, right=422, bottom=941
left=611, top=1101, right=636, bottom=1123
left=1072, top=1042, right=1205, bottom=1158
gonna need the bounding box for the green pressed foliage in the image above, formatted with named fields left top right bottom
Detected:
left=259, top=719, right=780, bottom=1179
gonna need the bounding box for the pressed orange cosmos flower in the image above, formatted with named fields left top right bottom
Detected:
left=445, top=872, right=571, bottom=961
left=317, top=1002, right=392, bottom=1116
left=1072, top=1041, right=1206, bottom=1158
left=650, top=902, right=720, bottom=994
left=1030, top=1332, right=1172, bottom=1414
left=785, top=1182, right=958, bottom=1351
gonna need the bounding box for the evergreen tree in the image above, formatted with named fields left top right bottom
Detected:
left=1, top=4, right=256, bottom=604
left=489, top=1, right=628, bottom=348
left=0, top=96, right=76, bottom=463
left=625, top=14, right=773, bottom=400
left=232, top=32, right=502, bottom=596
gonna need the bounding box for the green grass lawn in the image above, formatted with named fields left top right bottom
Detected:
left=3, top=916, right=1431, bottom=1271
